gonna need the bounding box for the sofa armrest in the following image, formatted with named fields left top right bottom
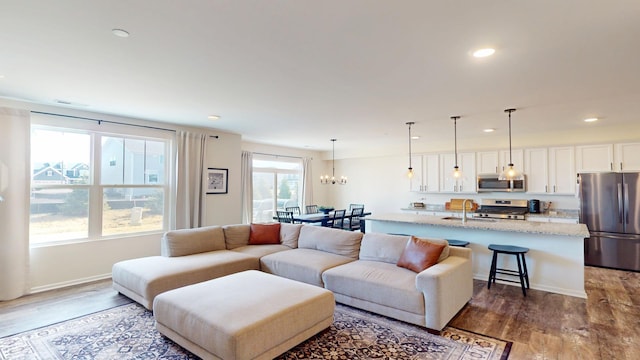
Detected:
left=415, top=254, right=473, bottom=330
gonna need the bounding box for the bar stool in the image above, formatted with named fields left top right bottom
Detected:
left=446, top=239, right=469, bottom=247
left=487, top=244, right=530, bottom=296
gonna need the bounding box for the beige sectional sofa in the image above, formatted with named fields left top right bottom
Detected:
left=112, top=222, right=473, bottom=331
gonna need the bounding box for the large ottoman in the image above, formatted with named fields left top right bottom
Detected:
left=153, top=270, right=335, bottom=360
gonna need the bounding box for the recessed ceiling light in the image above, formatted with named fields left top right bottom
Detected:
left=483, top=128, right=496, bottom=133
left=473, top=48, right=496, bottom=58
left=584, top=117, right=598, bottom=123
left=112, top=28, right=130, bottom=38
left=208, top=115, right=221, bottom=120
left=411, top=136, right=420, bottom=140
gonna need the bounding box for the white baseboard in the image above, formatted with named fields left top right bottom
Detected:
left=29, top=273, right=112, bottom=294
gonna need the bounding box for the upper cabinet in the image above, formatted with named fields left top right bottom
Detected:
left=476, top=151, right=499, bottom=174
left=440, top=152, right=476, bottom=193
left=499, top=149, right=524, bottom=175
left=476, top=149, right=524, bottom=175
left=615, top=143, right=640, bottom=172
left=548, top=146, right=576, bottom=195
left=409, top=154, right=439, bottom=192
left=575, top=144, right=614, bottom=172
left=524, top=148, right=549, bottom=193
left=524, top=147, right=575, bottom=195
left=409, top=141, right=637, bottom=195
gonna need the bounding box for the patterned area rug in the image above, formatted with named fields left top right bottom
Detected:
left=0, top=303, right=510, bottom=359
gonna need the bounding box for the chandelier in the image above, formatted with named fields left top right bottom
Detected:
left=320, top=139, right=347, bottom=185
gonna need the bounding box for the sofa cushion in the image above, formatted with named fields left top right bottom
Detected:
left=249, top=223, right=281, bottom=245
left=280, top=223, right=303, bottom=248
left=298, top=225, right=363, bottom=259
left=161, top=226, right=226, bottom=257
left=397, top=236, right=446, bottom=273
left=231, top=244, right=292, bottom=258
left=322, top=260, right=424, bottom=315
left=359, top=232, right=408, bottom=264
left=112, top=250, right=259, bottom=309
left=260, top=248, right=355, bottom=287
left=222, top=224, right=250, bottom=249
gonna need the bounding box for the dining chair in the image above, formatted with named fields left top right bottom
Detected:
left=348, top=204, right=365, bottom=212
left=343, top=207, right=364, bottom=231
left=285, top=206, right=301, bottom=223
left=305, top=205, right=319, bottom=214
left=328, top=209, right=346, bottom=229
left=276, top=210, right=294, bottom=224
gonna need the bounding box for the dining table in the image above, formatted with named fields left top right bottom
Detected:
left=292, top=211, right=372, bottom=228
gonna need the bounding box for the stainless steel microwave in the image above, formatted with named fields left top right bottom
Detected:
left=477, top=173, right=526, bottom=192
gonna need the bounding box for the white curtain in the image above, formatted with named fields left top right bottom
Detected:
left=240, top=151, right=253, bottom=224
left=175, top=131, right=208, bottom=229
left=0, top=107, right=31, bottom=300
left=302, top=157, right=314, bottom=209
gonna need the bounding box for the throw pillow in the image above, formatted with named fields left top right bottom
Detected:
left=397, top=236, right=446, bottom=273
left=248, top=223, right=281, bottom=245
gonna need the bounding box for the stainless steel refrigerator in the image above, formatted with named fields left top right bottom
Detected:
left=579, top=172, right=640, bottom=271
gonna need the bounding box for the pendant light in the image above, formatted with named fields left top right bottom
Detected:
left=499, top=108, right=523, bottom=180
left=451, top=116, right=462, bottom=179
left=406, top=122, right=415, bottom=179
left=320, top=139, right=347, bottom=185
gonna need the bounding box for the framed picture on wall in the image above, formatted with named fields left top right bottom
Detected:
left=206, top=168, right=228, bottom=194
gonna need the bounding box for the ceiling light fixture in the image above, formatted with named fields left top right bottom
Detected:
left=499, top=108, right=524, bottom=181
left=473, top=48, right=495, bottom=58
left=112, top=28, right=130, bottom=38
left=483, top=128, right=496, bottom=133
left=451, top=116, right=463, bottom=179
left=584, top=117, right=598, bottom=123
left=320, top=139, right=347, bottom=185
left=406, top=122, right=415, bottom=179
left=208, top=115, right=221, bottom=120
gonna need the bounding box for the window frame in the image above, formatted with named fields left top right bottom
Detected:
left=251, top=155, right=302, bottom=223
left=30, top=114, right=174, bottom=246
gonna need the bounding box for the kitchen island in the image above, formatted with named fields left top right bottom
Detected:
left=366, top=213, right=590, bottom=298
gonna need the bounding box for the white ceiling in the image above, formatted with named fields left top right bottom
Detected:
left=2, top=1, right=640, bottom=156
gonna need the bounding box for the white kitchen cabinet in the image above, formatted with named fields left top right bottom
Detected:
left=440, top=152, right=476, bottom=193
left=408, top=155, right=423, bottom=192
left=525, top=146, right=576, bottom=195
left=614, top=142, right=640, bottom=171
left=524, top=148, right=549, bottom=193
left=476, top=151, right=499, bottom=174
left=499, top=149, right=524, bottom=174
left=548, top=146, right=576, bottom=194
left=575, top=144, right=614, bottom=172
left=409, top=154, right=440, bottom=192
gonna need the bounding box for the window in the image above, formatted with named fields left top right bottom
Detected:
left=252, top=156, right=302, bottom=222
left=30, top=120, right=171, bottom=244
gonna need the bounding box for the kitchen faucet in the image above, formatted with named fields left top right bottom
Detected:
left=462, top=199, right=471, bottom=224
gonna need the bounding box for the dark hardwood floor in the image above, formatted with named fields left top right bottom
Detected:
left=1, top=267, right=638, bottom=359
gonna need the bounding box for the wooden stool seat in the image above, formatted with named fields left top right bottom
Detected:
left=487, top=244, right=530, bottom=296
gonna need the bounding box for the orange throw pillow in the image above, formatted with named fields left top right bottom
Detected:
left=397, top=236, right=446, bottom=273
left=248, top=223, right=281, bottom=245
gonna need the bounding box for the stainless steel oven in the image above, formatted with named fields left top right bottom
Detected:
left=474, top=199, right=528, bottom=220
left=477, top=173, right=526, bottom=192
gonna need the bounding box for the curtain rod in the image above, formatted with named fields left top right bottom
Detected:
left=31, top=111, right=220, bottom=138
left=252, top=152, right=303, bottom=159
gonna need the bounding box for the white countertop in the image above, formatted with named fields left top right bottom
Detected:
left=368, top=213, right=589, bottom=237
